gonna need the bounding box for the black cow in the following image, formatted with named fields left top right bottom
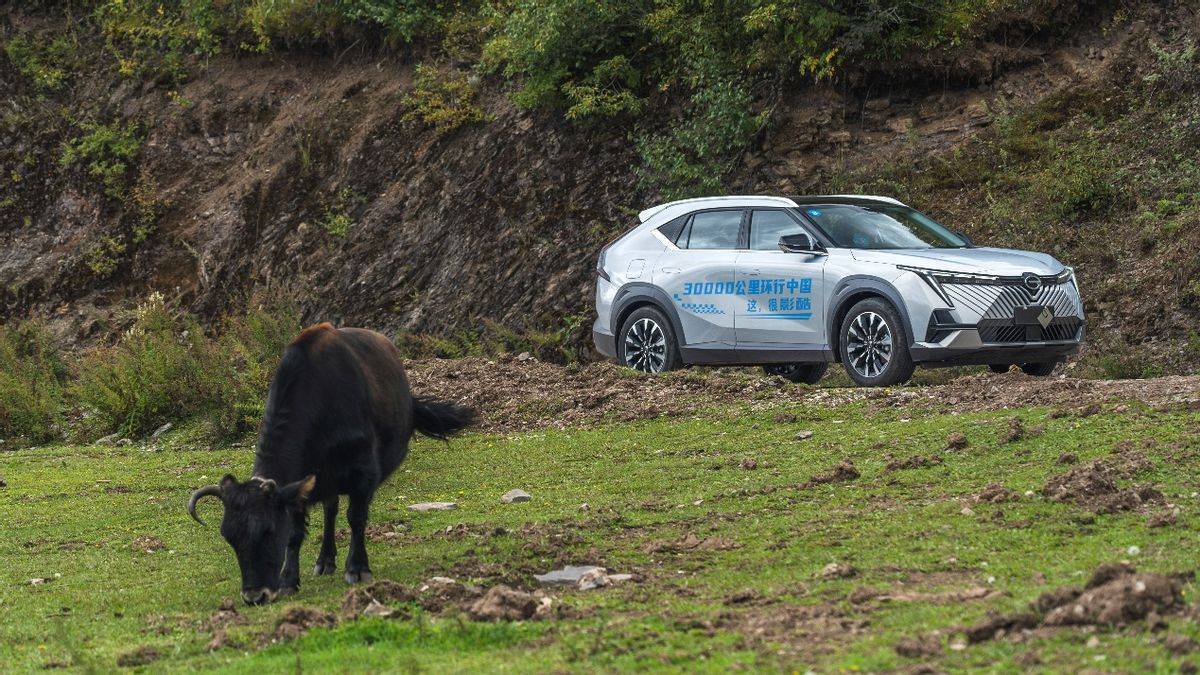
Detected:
left=188, top=323, right=474, bottom=605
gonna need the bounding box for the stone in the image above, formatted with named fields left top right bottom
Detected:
left=821, top=562, right=857, bottom=579
left=795, top=430, right=814, bottom=441
left=151, top=422, right=173, bottom=438
left=408, top=502, right=458, bottom=512
left=361, top=600, right=396, bottom=618
left=534, top=565, right=605, bottom=587
left=501, top=489, right=531, bottom=504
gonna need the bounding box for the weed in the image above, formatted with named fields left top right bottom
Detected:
left=319, top=187, right=363, bottom=237
left=0, top=321, right=67, bottom=444
left=59, top=120, right=142, bottom=200
left=402, top=64, right=485, bottom=135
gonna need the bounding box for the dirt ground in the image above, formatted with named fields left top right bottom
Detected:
left=405, top=356, right=1200, bottom=433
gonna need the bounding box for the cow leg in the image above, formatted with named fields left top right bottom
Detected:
left=314, top=496, right=338, bottom=576
left=343, top=490, right=373, bottom=584
left=280, top=508, right=307, bottom=595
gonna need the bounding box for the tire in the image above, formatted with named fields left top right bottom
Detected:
left=838, top=298, right=915, bottom=387
left=988, top=364, right=1011, bottom=374
left=617, top=306, right=681, bottom=374
left=1019, top=361, right=1057, bottom=377
left=763, top=363, right=828, bottom=384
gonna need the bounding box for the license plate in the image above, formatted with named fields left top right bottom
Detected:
left=1015, top=305, right=1054, bottom=329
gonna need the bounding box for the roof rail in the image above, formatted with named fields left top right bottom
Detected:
left=637, top=195, right=796, bottom=223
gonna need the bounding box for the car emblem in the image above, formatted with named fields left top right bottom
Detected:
left=1022, top=273, right=1042, bottom=293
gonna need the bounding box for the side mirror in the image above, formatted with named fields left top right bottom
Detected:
left=954, top=230, right=974, bottom=247
left=779, top=233, right=825, bottom=255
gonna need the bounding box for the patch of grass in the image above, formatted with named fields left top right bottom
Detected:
left=0, top=322, right=67, bottom=445
left=319, top=187, right=362, bottom=238
left=0, top=393, right=1197, bottom=671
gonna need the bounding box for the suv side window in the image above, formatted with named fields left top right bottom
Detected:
left=657, top=214, right=689, bottom=244
left=749, top=210, right=806, bottom=250
left=683, top=210, right=742, bottom=249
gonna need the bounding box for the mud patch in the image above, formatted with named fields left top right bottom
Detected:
left=272, top=606, right=337, bottom=642
left=1042, top=457, right=1162, bottom=513
left=466, top=585, right=553, bottom=621
left=962, top=563, right=1189, bottom=647
left=115, top=646, right=160, bottom=667
left=885, top=454, right=943, bottom=471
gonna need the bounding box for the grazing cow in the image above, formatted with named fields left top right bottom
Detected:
left=188, top=323, right=474, bottom=605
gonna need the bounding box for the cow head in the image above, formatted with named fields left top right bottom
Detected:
left=188, top=474, right=315, bottom=605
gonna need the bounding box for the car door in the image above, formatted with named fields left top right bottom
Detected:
left=734, top=209, right=827, bottom=346
left=652, top=209, right=744, bottom=346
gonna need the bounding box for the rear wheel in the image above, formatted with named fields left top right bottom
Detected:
left=838, top=298, right=915, bottom=387
left=763, top=363, right=828, bottom=384
left=1020, top=361, right=1057, bottom=377
left=617, top=306, right=681, bottom=374
left=988, top=364, right=1011, bottom=374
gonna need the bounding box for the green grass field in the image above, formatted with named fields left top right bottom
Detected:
left=1, top=394, right=1198, bottom=672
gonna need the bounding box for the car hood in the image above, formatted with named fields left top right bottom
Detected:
left=849, top=247, right=1063, bottom=275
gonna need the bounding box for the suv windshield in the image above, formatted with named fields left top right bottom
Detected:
left=797, top=204, right=967, bottom=249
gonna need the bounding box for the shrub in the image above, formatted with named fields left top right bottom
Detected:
left=4, top=34, right=77, bottom=92
left=59, top=120, right=142, bottom=199
left=0, top=322, right=67, bottom=444
left=69, top=292, right=300, bottom=440
left=402, top=64, right=485, bottom=135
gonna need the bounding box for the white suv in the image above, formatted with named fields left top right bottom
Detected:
left=592, top=195, right=1085, bottom=386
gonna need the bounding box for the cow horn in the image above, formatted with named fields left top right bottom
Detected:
left=187, top=485, right=223, bottom=525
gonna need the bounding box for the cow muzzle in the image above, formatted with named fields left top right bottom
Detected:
left=241, top=587, right=278, bottom=606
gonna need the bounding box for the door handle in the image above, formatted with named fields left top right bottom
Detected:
left=747, top=269, right=762, bottom=276
left=661, top=267, right=681, bottom=274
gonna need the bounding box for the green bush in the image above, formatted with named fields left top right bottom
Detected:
left=0, top=322, right=67, bottom=444
left=59, top=120, right=142, bottom=199
left=4, top=34, right=78, bottom=92
left=402, top=64, right=485, bottom=135
left=70, top=292, right=299, bottom=440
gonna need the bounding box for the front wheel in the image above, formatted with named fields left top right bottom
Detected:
left=1020, top=361, right=1057, bottom=377
left=617, top=306, right=681, bottom=374
left=838, top=298, right=915, bottom=387
left=763, top=363, right=828, bottom=384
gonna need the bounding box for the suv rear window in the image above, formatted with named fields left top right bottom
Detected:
left=680, top=210, right=742, bottom=249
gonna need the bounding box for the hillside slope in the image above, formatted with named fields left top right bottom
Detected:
left=1, top=2, right=1197, bottom=373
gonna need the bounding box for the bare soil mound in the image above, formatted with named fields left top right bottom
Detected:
left=406, top=358, right=1200, bottom=433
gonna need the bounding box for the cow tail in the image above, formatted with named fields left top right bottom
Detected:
left=412, top=396, right=476, bottom=441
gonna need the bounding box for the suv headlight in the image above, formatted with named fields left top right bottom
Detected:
left=896, top=265, right=1002, bottom=306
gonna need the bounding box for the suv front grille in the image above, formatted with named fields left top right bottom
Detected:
left=977, top=317, right=1083, bottom=344
left=943, top=278, right=1082, bottom=320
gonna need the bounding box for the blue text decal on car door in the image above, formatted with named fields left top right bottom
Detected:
left=674, top=277, right=813, bottom=319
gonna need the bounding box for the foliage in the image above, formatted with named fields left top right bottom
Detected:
left=69, top=292, right=299, bottom=439
left=59, top=120, right=142, bottom=199
left=3, top=33, right=78, bottom=92
left=319, top=187, right=363, bottom=237
left=0, top=321, right=67, bottom=444
left=402, top=63, right=485, bottom=135
left=394, top=314, right=589, bottom=363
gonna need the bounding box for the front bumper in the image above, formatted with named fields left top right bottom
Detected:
left=910, top=321, right=1084, bottom=366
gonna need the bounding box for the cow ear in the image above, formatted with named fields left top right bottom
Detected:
left=280, top=475, right=316, bottom=505
left=220, top=474, right=238, bottom=489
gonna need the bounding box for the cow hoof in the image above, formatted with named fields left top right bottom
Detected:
left=344, top=570, right=373, bottom=585
left=279, top=585, right=298, bottom=597
left=314, top=560, right=336, bottom=576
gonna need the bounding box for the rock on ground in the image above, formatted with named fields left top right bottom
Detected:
left=466, top=585, right=551, bottom=621
left=501, top=489, right=531, bottom=503
left=408, top=502, right=458, bottom=512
